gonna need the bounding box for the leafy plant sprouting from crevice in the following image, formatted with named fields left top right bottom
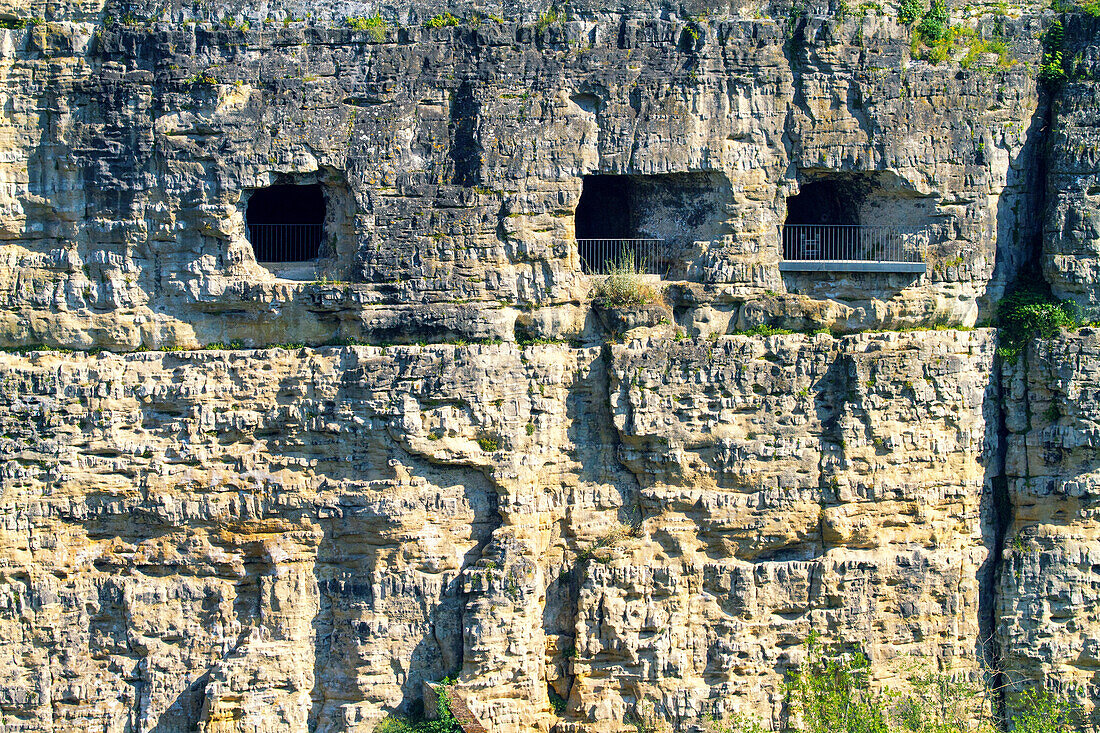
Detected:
left=476, top=433, right=501, bottom=452
left=536, top=7, right=561, bottom=32
left=896, top=0, right=923, bottom=24
left=592, top=251, right=663, bottom=307
left=425, top=12, right=460, bottom=28
left=994, top=281, right=1078, bottom=359
left=915, top=0, right=949, bottom=42
left=1038, top=18, right=1067, bottom=84
left=373, top=679, right=464, bottom=732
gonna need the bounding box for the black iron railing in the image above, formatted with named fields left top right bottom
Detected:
left=780, top=225, right=926, bottom=263
left=248, top=223, right=323, bottom=262
left=578, top=239, right=668, bottom=276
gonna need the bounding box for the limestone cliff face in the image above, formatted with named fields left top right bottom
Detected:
left=0, top=331, right=1006, bottom=731
left=1044, top=15, right=1100, bottom=310
left=0, top=0, right=1096, bottom=731
left=0, top=0, right=1046, bottom=350
left=999, top=332, right=1100, bottom=712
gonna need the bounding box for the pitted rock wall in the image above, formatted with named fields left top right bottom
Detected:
left=0, top=0, right=1098, bottom=731
left=0, top=330, right=1009, bottom=731
left=1044, top=14, right=1100, bottom=311
left=998, top=331, right=1100, bottom=719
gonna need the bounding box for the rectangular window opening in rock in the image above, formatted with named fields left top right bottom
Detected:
left=780, top=172, right=930, bottom=274
left=240, top=170, right=358, bottom=282
left=246, top=184, right=325, bottom=263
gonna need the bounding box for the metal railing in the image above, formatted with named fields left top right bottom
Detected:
left=578, top=239, right=668, bottom=276
left=780, top=225, right=926, bottom=263
left=247, top=223, right=323, bottom=262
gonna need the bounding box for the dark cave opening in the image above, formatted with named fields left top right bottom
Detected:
left=575, top=175, right=634, bottom=273
left=576, top=175, right=634, bottom=240
left=783, top=178, right=863, bottom=261
left=246, top=184, right=326, bottom=262
left=785, top=179, right=860, bottom=227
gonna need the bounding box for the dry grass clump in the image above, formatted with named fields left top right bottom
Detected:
left=592, top=252, right=662, bottom=307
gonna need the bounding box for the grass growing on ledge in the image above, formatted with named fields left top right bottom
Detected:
left=734, top=325, right=795, bottom=337
left=592, top=252, right=662, bottom=307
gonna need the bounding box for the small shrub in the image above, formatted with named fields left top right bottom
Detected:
left=892, top=666, right=992, bottom=733
left=784, top=630, right=890, bottom=733
left=0, top=17, right=27, bottom=29
left=916, top=0, right=949, bottom=42
left=1011, top=686, right=1080, bottom=733
left=897, top=0, right=924, bottom=24
left=346, top=14, right=387, bottom=41
left=425, top=12, right=460, bottom=28
left=477, top=434, right=500, bottom=452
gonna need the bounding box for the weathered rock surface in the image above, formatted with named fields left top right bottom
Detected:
left=0, top=0, right=1047, bottom=350
left=0, top=0, right=1098, bottom=731
left=1044, top=14, right=1100, bottom=311
left=0, top=330, right=1010, bottom=731
left=999, top=330, right=1100, bottom=718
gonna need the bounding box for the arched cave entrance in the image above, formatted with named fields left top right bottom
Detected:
left=785, top=180, right=860, bottom=227
left=246, top=184, right=326, bottom=262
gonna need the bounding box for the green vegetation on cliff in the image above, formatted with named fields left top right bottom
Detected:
left=701, top=633, right=1082, bottom=733
left=995, top=282, right=1079, bottom=358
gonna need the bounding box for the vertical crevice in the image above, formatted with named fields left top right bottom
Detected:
left=978, top=26, right=1064, bottom=721
left=978, top=352, right=1014, bottom=728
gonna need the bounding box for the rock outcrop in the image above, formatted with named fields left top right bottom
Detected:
left=0, top=0, right=1047, bottom=350
left=999, top=331, right=1100, bottom=714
